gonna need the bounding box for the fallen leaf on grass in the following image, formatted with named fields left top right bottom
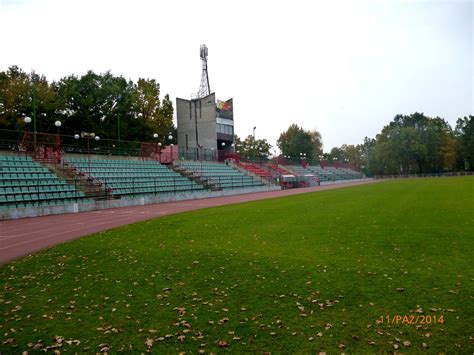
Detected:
left=217, top=339, right=228, bottom=348
left=145, top=338, right=154, bottom=348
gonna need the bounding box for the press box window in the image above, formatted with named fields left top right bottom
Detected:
left=216, top=123, right=233, bottom=135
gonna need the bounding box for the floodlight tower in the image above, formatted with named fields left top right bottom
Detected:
left=196, top=44, right=210, bottom=98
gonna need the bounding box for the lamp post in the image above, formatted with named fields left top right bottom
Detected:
left=153, top=133, right=162, bottom=162
left=300, top=152, right=307, bottom=167
left=32, top=79, right=37, bottom=133
left=168, top=133, right=174, bottom=163
left=22, top=116, right=32, bottom=156
left=198, top=144, right=203, bottom=162
left=221, top=142, right=226, bottom=161
left=54, top=121, right=62, bottom=163
left=75, top=132, right=100, bottom=178
left=54, top=120, right=62, bottom=134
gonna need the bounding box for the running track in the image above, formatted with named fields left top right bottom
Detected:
left=0, top=180, right=376, bottom=264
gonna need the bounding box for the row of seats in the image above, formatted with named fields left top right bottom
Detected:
left=1, top=172, right=59, bottom=180
left=67, top=159, right=163, bottom=166
left=0, top=154, right=91, bottom=210
left=0, top=166, right=50, bottom=173
left=0, top=155, right=32, bottom=161
left=0, top=184, right=77, bottom=195
left=111, top=184, right=205, bottom=196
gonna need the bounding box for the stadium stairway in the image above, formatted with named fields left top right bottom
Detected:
left=0, top=154, right=91, bottom=210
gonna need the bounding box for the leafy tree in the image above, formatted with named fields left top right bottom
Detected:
left=131, top=78, right=174, bottom=142
left=371, top=112, right=457, bottom=174
left=277, top=124, right=322, bottom=161
left=0, top=66, right=175, bottom=146
left=455, top=115, right=474, bottom=170
left=326, top=144, right=364, bottom=167
left=0, top=66, right=32, bottom=130
left=235, top=134, right=272, bottom=161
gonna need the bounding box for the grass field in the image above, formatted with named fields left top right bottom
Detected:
left=1, top=177, right=473, bottom=353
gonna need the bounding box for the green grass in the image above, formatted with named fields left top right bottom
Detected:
left=1, top=177, right=473, bottom=353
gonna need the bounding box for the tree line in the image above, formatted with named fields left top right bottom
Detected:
left=327, top=113, right=473, bottom=174
left=0, top=66, right=174, bottom=143
left=237, top=114, right=473, bottom=175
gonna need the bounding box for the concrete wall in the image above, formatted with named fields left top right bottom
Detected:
left=0, top=185, right=282, bottom=220
left=177, top=93, right=217, bottom=151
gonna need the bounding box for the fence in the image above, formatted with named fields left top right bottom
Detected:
left=374, top=172, right=474, bottom=179
left=0, top=129, right=144, bottom=157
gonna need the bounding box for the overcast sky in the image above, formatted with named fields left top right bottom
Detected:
left=1, top=0, right=472, bottom=152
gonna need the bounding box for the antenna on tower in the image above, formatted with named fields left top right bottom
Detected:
left=195, top=44, right=210, bottom=98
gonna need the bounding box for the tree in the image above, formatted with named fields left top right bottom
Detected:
left=54, top=70, right=174, bottom=143
left=0, top=66, right=175, bottom=145
left=235, top=134, right=272, bottom=161
left=455, top=115, right=474, bottom=170
left=131, top=78, right=174, bottom=141
left=0, top=66, right=33, bottom=130
left=326, top=144, right=364, bottom=167
left=370, top=112, right=457, bottom=175
left=277, top=124, right=322, bottom=161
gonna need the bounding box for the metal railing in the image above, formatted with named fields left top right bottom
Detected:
left=202, top=174, right=270, bottom=190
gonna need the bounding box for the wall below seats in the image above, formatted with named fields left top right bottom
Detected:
left=0, top=184, right=281, bottom=220
left=320, top=178, right=368, bottom=186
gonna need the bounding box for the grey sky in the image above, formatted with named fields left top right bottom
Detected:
left=0, top=0, right=472, bottom=152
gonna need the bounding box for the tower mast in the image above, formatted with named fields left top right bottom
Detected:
left=196, top=44, right=210, bottom=98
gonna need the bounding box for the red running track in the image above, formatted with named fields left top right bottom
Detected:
left=0, top=180, right=376, bottom=264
